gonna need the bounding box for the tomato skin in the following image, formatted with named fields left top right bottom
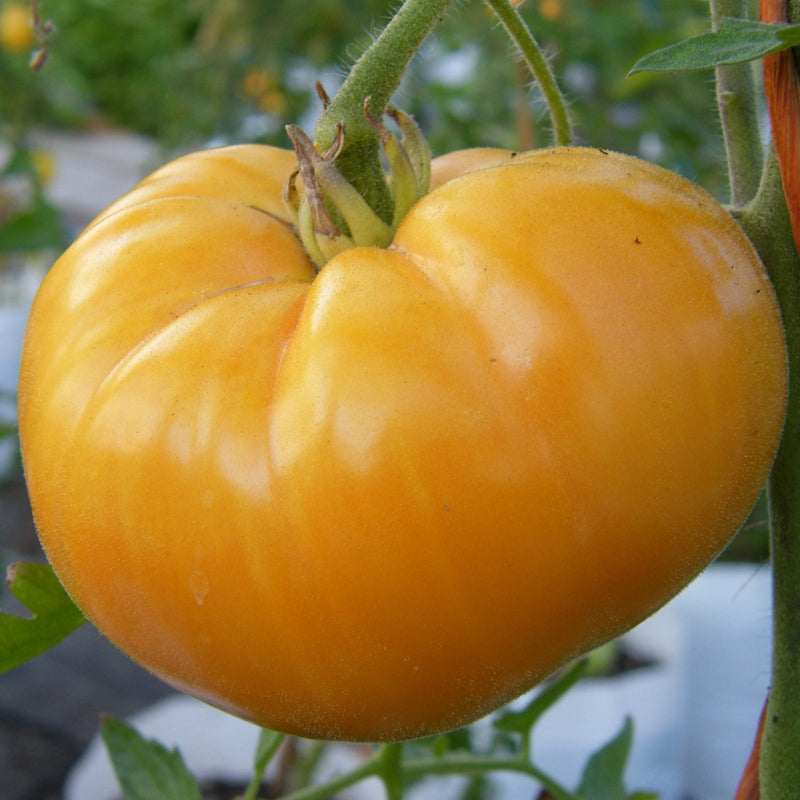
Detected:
left=18, top=145, right=787, bottom=742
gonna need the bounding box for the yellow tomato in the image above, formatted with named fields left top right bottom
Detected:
left=0, top=2, right=34, bottom=54
left=18, top=145, right=787, bottom=742
left=539, top=0, right=563, bottom=20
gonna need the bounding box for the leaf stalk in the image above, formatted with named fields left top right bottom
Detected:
left=711, top=0, right=765, bottom=205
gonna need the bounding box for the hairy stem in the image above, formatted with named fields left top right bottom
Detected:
left=483, top=0, right=573, bottom=145
left=744, top=1, right=800, bottom=795
left=710, top=0, right=764, bottom=205
left=313, top=0, right=454, bottom=222
left=739, top=148, right=800, bottom=800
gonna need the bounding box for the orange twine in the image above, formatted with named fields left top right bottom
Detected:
left=733, top=695, right=768, bottom=800
left=761, top=0, right=800, bottom=255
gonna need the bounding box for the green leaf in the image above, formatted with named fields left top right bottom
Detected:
left=576, top=717, right=649, bottom=800
left=493, top=659, right=588, bottom=736
left=241, top=728, right=285, bottom=800
left=0, top=199, right=66, bottom=252
left=253, top=727, right=284, bottom=771
left=101, top=716, right=204, bottom=800
left=630, top=19, right=800, bottom=74
left=0, top=562, right=85, bottom=673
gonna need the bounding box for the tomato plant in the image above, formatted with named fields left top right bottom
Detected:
left=5, top=0, right=800, bottom=795
left=16, top=140, right=787, bottom=742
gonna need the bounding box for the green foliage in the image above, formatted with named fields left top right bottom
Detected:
left=241, top=728, right=285, bottom=800
left=0, top=0, right=398, bottom=146
left=577, top=719, right=658, bottom=800
left=0, top=561, right=85, bottom=673
left=97, top=663, right=657, bottom=800
left=0, top=198, right=63, bottom=252
left=101, top=716, right=203, bottom=800
left=630, top=18, right=800, bottom=73
left=0, top=0, right=739, bottom=195
left=0, top=140, right=66, bottom=252
left=2, top=0, right=217, bottom=142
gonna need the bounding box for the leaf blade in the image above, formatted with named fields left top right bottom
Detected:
left=241, top=728, right=285, bottom=800
left=630, top=20, right=800, bottom=74
left=0, top=562, right=85, bottom=673
left=577, top=717, right=649, bottom=800
left=101, top=716, right=204, bottom=800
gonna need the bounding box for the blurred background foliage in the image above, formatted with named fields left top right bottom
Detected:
left=0, top=0, right=763, bottom=199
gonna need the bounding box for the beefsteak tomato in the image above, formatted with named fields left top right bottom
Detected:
left=18, top=145, right=787, bottom=741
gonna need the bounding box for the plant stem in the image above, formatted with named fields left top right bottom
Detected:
left=256, top=737, right=576, bottom=800
left=378, top=742, right=404, bottom=800
left=278, top=748, right=384, bottom=800
left=709, top=0, right=764, bottom=205
left=242, top=730, right=285, bottom=800
left=739, top=149, right=800, bottom=800
left=274, top=745, right=577, bottom=800
left=403, top=752, right=576, bottom=800
left=740, top=3, right=800, bottom=795
left=292, top=739, right=327, bottom=788
left=483, top=0, right=573, bottom=146
left=313, top=0, right=454, bottom=223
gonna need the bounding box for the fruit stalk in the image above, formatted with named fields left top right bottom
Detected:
left=313, top=0, right=454, bottom=224
left=482, top=0, right=573, bottom=145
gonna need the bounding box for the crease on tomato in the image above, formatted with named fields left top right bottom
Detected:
left=85, top=278, right=309, bottom=430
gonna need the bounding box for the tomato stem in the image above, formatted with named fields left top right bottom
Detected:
left=401, top=753, right=577, bottom=799
left=378, top=742, right=404, bottom=800
left=738, top=3, right=800, bottom=796
left=313, top=0, right=454, bottom=224
left=241, top=730, right=285, bottom=800
left=276, top=748, right=386, bottom=800
left=739, top=148, right=800, bottom=800
left=268, top=741, right=580, bottom=800
left=482, top=0, right=573, bottom=146
left=710, top=0, right=764, bottom=206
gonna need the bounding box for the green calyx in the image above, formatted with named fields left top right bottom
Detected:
left=278, top=0, right=452, bottom=267
left=284, top=100, right=432, bottom=269
left=278, top=0, right=571, bottom=269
